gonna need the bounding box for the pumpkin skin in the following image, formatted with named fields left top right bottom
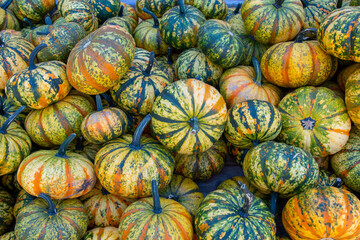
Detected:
left=0, top=189, right=14, bottom=235
left=156, top=47, right=178, bottom=82
left=83, top=227, right=120, bottom=240
left=197, top=19, right=245, bottom=68
left=151, top=78, right=227, bottom=154
left=243, top=141, right=320, bottom=198
left=26, top=24, right=54, bottom=47
left=225, top=100, right=282, bottom=149
left=0, top=32, right=34, bottom=90
left=13, top=189, right=36, bottom=218
left=0, top=6, right=20, bottom=31
left=120, top=2, right=138, bottom=24
left=194, top=184, right=276, bottom=240
left=278, top=86, right=351, bottom=158
left=282, top=187, right=360, bottom=239
left=175, top=48, right=223, bottom=87
left=317, top=169, right=349, bottom=190
left=345, top=67, right=360, bottom=128
left=319, top=80, right=344, bottom=99
left=15, top=194, right=89, bottom=240
left=0, top=90, right=27, bottom=126
left=0, top=231, right=15, bottom=240
left=301, top=0, right=337, bottom=28
left=24, top=91, right=95, bottom=147
left=103, top=16, right=133, bottom=34
left=67, top=25, right=135, bottom=95
left=191, top=0, right=228, bottom=20
left=337, top=63, right=360, bottom=91
left=241, top=0, right=305, bottom=45
left=226, top=142, right=249, bottom=167
left=317, top=7, right=360, bottom=62
left=13, top=0, right=56, bottom=22
left=135, top=0, right=176, bottom=20
left=92, top=0, right=121, bottom=23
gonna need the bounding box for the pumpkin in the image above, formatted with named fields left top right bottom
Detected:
left=64, top=136, right=101, bottom=163
left=219, top=57, right=282, bottom=109
left=0, top=90, right=27, bottom=126
left=133, top=7, right=169, bottom=55
left=0, top=106, right=31, bottom=176
left=5, top=44, right=71, bottom=109
left=241, top=0, right=305, bottom=45
left=0, top=32, right=34, bottom=90
left=0, top=231, right=15, bottom=240
left=151, top=78, right=227, bottom=154
left=67, top=24, right=135, bottom=95
left=13, top=0, right=56, bottom=22
left=26, top=16, right=54, bottom=46
left=120, top=2, right=138, bottom=24
left=337, top=63, right=360, bottom=91
left=278, top=86, right=351, bottom=158
left=174, top=139, right=226, bottom=181
left=225, top=100, right=282, bottom=149
left=319, top=80, right=345, bottom=99
left=95, top=115, right=175, bottom=199
left=282, top=187, right=360, bottom=239
left=92, top=0, right=121, bottom=23
left=110, top=51, right=171, bottom=116
left=13, top=189, right=36, bottom=218
left=79, top=182, right=132, bottom=228
left=317, top=169, right=348, bottom=189
left=0, top=171, right=21, bottom=192
left=15, top=193, right=89, bottom=240
left=159, top=0, right=206, bottom=50
left=190, top=0, right=227, bottom=19
left=345, top=67, right=360, bottom=128
left=83, top=227, right=119, bottom=240
left=195, top=182, right=276, bottom=239
left=118, top=180, right=193, bottom=239
left=0, top=0, right=20, bottom=30
left=102, top=16, right=133, bottom=34
left=156, top=47, right=177, bottom=82
left=81, top=95, right=128, bottom=144
left=17, top=133, right=96, bottom=199
left=0, top=189, right=14, bottom=235
left=175, top=48, right=223, bottom=87
left=301, top=0, right=337, bottom=28
left=135, top=0, right=176, bottom=20
left=317, top=7, right=360, bottom=62
left=197, top=19, right=245, bottom=68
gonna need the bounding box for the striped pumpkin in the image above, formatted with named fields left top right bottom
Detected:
left=219, top=57, right=282, bottom=109
left=13, top=0, right=56, bottom=22
left=5, top=44, right=71, bottom=109
left=0, top=90, right=27, bottom=126
left=195, top=183, right=276, bottom=239
left=159, top=0, right=206, bottom=50
left=282, top=187, right=360, bottom=239
left=159, top=174, right=204, bottom=217
left=0, top=189, right=14, bottom=235
left=278, top=86, right=351, bottom=158
left=151, top=78, right=227, bottom=154
left=317, top=7, right=360, bottom=62
left=197, top=19, right=244, bottom=68
left=191, top=0, right=228, bottom=19
left=83, top=227, right=120, bottom=240
left=95, top=115, right=175, bottom=199
left=337, top=63, right=360, bottom=91
left=225, top=100, right=282, bottom=149
left=103, top=16, right=133, bottom=34
left=119, top=180, right=193, bottom=239
left=174, top=139, right=226, bottom=181
left=0, top=106, right=32, bottom=176
left=0, top=231, right=15, bottom=240
left=67, top=25, right=135, bottom=95
left=175, top=48, right=223, bottom=87
left=24, top=91, right=95, bottom=147
left=345, top=67, right=360, bottom=128
left=0, top=32, right=34, bottom=90
left=15, top=193, right=89, bottom=240
left=79, top=182, right=132, bottom=228
left=92, top=0, right=121, bottom=23
left=301, top=0, right=337, bottom=28
left=0, top=1, right=20, bottom=31
left=241, top=0, right=305, bottom=45
left=13, top=189, right=35, bottom=218
left=135, top=0, right=176, bottom=20
left=261, top=28, right=337, bottom=88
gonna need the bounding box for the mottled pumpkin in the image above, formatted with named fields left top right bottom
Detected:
left=226, top=142, right=249, bottom=167
left=345, top=67, right=360, bottom=128
left=83, top=227, right=120, bottom=240
left=117, top=3, right=138, bottom=32
left=337, top=63, right=360, bottom=91
left=67, top=25, right=135, bottom=95
left=0, top=189, right=14, bottom=235
left=282, top=187, right=360, bottom=239
left=317, top=169, right=348, bottom=190
left=301, top=0, right=337, bottom=28
left=151, top=78, right=227, bottom=154
left=13, top=189, right=36, bottom=218
left=0, top=1, right=20, bottom=31
left=135, top=0, right=176, bottom=20
left=278, top=86, right=351, bottom=158
left=191, top=0, right=227, bottom=19
left=102, top=16, right=133, bottom=34
left=26, top=22, right=54, bottom=47
left=319, top=80, right=344, bottom=99
left=13, top=0, right=56, bottom=22
left=92, top=0, right=121, bottom=23
left=0, top=90, right=27, bottom=126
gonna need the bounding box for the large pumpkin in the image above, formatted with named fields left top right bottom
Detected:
left=151, top=78, right=227, bottom=154
left=13, top=0, right=56, bottom=22
left=0, top=189, right=14, bottom=235
left=345, top=66, right=360, bottom=128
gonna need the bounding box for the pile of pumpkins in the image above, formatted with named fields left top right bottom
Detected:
left=1, top=0, right=360, bottom=239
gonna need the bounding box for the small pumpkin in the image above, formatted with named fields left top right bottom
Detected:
left=13, top=0, right=56, bottom=22
left=83, top=227, right=119, bottom=240
left=0, top=189, right=14, bottom=235
left=13, top=189, right=36, bottom=218
left=156, top=47, right=177, bottom=82
left=26, top=15, right=54, bottom=46
left=102, top=16, right=133, bottom=35
left=0, top=171, right=21, bottom=193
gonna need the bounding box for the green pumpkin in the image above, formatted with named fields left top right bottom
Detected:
left=25, top=17, right=54, bottom=46
left=15, top=193, right=89, bottom=240
left=0, top=189, right=14, bottom=235
left=118, top=3, right=138, bottom=32
left=0, top=90, right=27, bottom=126
left=301, top=0, right=337, bottom=28
left=191, top=0, right=228, bottom=19
left=345, top=66, right=360, bottom=129
left=92, top=0, right=121, bottom=23
left=13, top=189, right=36, bottom=218
left=13, top=0, right=56, bottom=22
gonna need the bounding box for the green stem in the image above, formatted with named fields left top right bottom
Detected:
left=188, top=117, right=199, bottom=135
left=55, top=133, right=76, bottom=158
left=130, top=114, right=152, bottom=149
left=295, top=28, right=317, bottom=43
left=142, top=7, right=159, bottom=28
left=29, top=44, right=47, bottom=70
left=118, top=5, right=124, bottom=17
left=333, top=178, right=342, bottom=188
left=251, top=57, right=262, bottom=86
left=152, top=179, right=162, bottom=214
left=167, top=47, right=174, bottom=64
left=95, top=94, right=103, bottom=111
left=38, top=193, right=57, bottom=215
left=337, top=0, right=343, bottom=8
left=143, top=52, right=155, bottom=76
left=273, top=0, right=285, bottom=8
left=0, top=0, right=12, bottom=9
left=270, top=192, right=278, bottom=216
left=238, top=181, right=254, bottom=218
left=0, top=106, right=25, bottom=134
left=178, top=0, right=185, bottom=14
left=23, top=18, right=36, bottom=30
left=101, top=92, right=117, bottom=107
left=44, top=14, right=52, bottom=25
left=75, top=136, right=84, bottom=151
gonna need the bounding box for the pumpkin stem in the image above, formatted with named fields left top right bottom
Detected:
left=44, top=14, right=52, bottom=25
left=75, top=136, right=84, bottom=151
left=295, top=28, right=318, bottom=43
left=101, top=92, right=117, bottom=107
left=238, top=182, right=254, bottom=218
left=36, top=29, right=50, bottom=35
left=23, top=18, right=36, bottom=30
left=0, top=0, right=12, bottom=10
left=101, top=187, right=110, bottom=195
left=188, top=117, right=199, bottom=135
left=300, top=0, right=308, bottom=7
left=142, top=7, right=159, bottom=28
left=234, top=2, right=242, bottom=14
left=152, top=179, right=163, bottom=214
left=28, top=44, right=47, bottom=70
left=270, top=192, right=278, bottom=216
left=252, top=57, right=262, bottom=86
left=130, top=114, right=152, bottom=149
left=119, top=5, right=124, bottom=17
left=337, top=0, right=343, bottom=8
left=178, top=0, right=185, bottom=14
left=167, top=47, right=174, bottom=64
left=300, top=116, right=316, bottom=130
left=0, top=105, right=25, bottom=134
left=333, top=178, right=342, bottom=188
left=49, top=0, right=58, bottom=16
left=143, top=52, right=155, bottom=76
left=55, top=133, right=76, bottom=158
left=96, top=94, right=103, bottom=111
left=38, top=193, right=57, bottom=215
left=273, top=0, right=285, bottom=8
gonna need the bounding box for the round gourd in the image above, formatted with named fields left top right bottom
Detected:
left=118, top=180, right=193, bottom=239
left=67, top=25, right=135, bottom=95
left=0, top=189, right=14, bottom=235
left=345, top=67, right=360, bottom=128
left=103, top=16, right=133, bottom=34
left=191, top=0, right=228, bottom=19
left=15, top=193, right=89, bottom=240
left=225, top=100, right=282, bottom=149
left=17, top=133, right=96, bottom=199
left=95, top=115, right=175, bottom=199
left=241, top=0, right=305, bottom=45
left=278, top=86, right=351, bottom=158
left=13, top=189, right=35, bottom=217
left=301, top=0, right=337, bottom=28
left=282, top=187, right=360, bottom=239
left=13, top=0, right=56, bottom=22
left=0, top=90, right=27, bottom=126
left=151, top=78, right=227, bottom=154
left=92, top=0, right=121, bottom=23
left=83, top=227, right=119, bottom=240
left=26, top=16, right=54, bottom=46
left=0, top=0, right=20, bottom=30
left=135, top=0, right=176, bottom=20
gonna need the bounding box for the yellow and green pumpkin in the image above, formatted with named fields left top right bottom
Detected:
left=135, top=0, right=176, bottom=20
left=102, top=16, right=133, bottom=35
left=0, top=0, right=20, bottom=31
left=13, top=0, right=56, bottom=23
left=345, top=66, right=360, bottom=128
left=0, top=90, right=27, bottom=126
left=13, top=189, right=35, bottom=218
left=301, top=0, right=337, bottom=28
left=190, top=0, right=228, bottom=20
left=83, top=227, right=119, bottom=240
left=92, top=0, right=121, bottom=23
left=0, top=189, right=14, bottom=235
